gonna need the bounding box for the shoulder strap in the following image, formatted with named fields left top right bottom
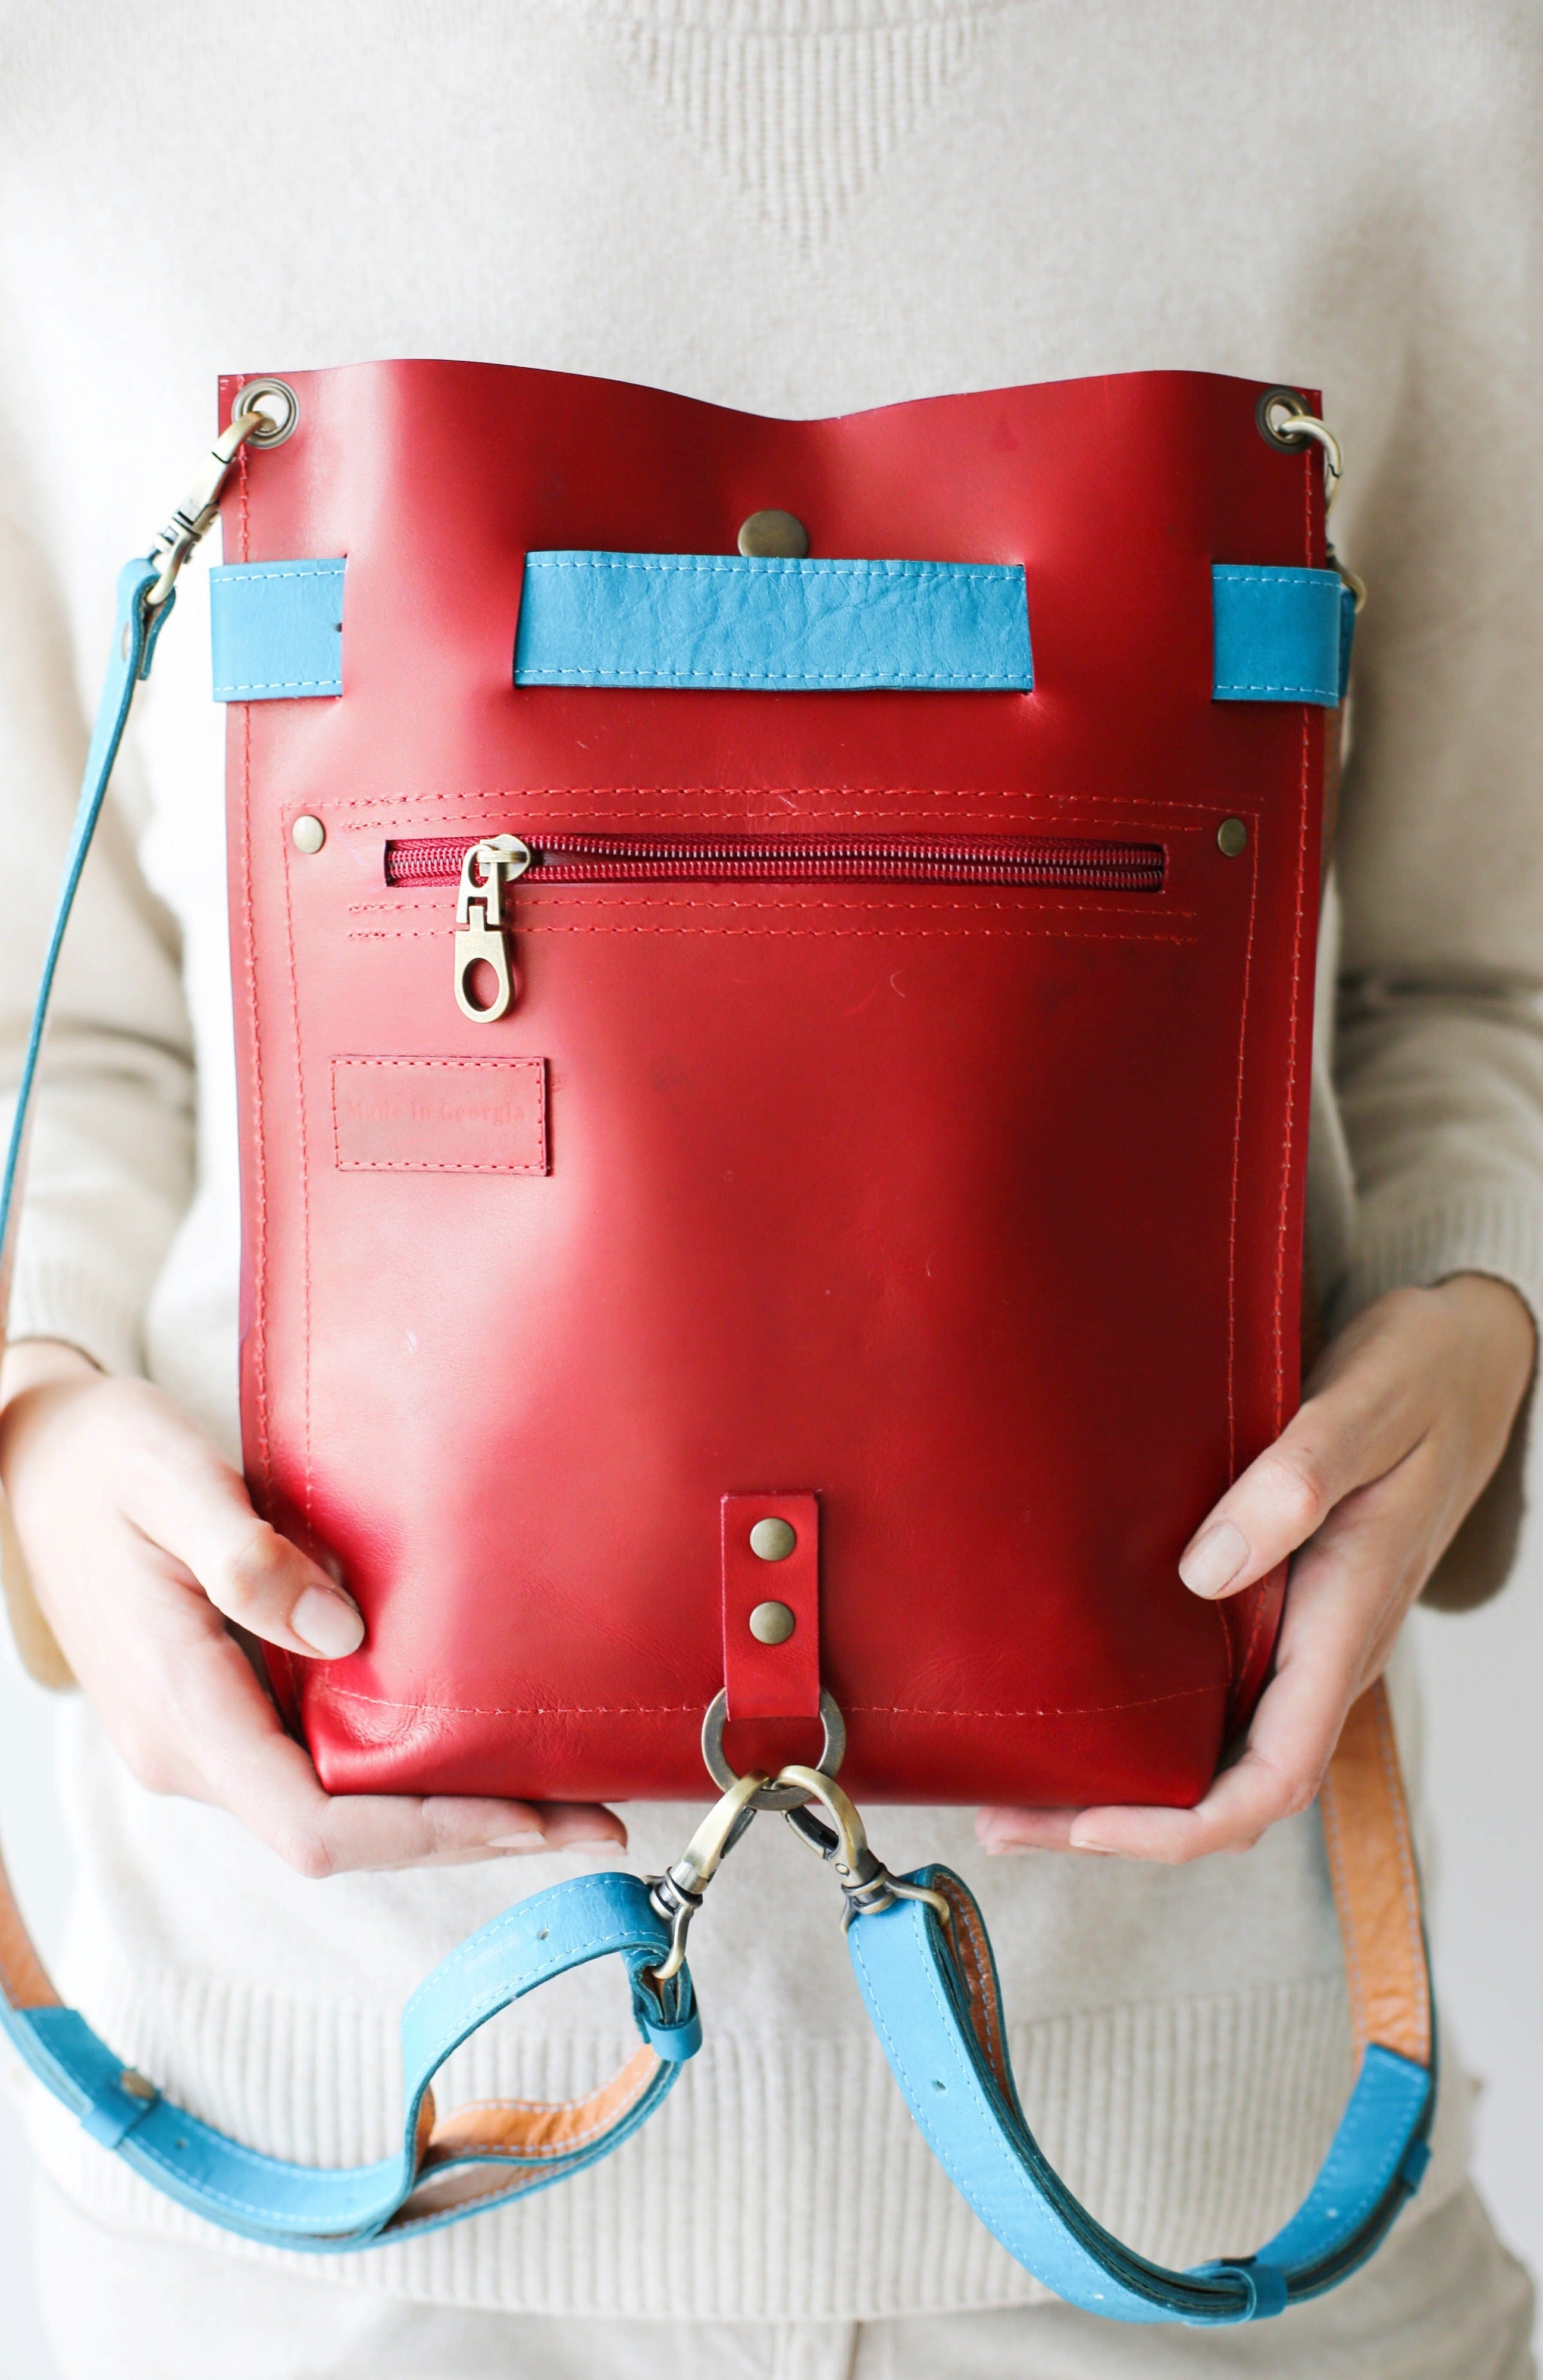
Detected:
left=0, top=483, right=1435, bottom=2303
left=843, top=1677, right=1434, bottom=2323
left=0, top=547, right=702, bottom=2249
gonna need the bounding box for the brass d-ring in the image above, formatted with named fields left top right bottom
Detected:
left=699, top=1687, right=846, bottom=1811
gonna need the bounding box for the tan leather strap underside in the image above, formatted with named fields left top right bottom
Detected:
left=1318, top=1677, right=1431, bottom=2068
left=943, top=1679, right=1431, bottom=2083
left=0, top=1840, right=60, bottom=2011
left=387, top=2046, right=662, bottom=2229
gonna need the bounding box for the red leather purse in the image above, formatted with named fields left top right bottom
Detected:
left=223, top=360, right=1325, bottom=1809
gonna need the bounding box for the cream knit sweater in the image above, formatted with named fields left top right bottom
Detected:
left=2, top=0, right=1541, bottom=2320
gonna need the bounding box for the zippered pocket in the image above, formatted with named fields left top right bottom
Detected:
left=382, top=831, right=1168, bottom=1022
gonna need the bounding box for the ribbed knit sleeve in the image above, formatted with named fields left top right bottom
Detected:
left=1325, top=37, right=1543, bottom=1599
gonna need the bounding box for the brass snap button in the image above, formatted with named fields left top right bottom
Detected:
left=749, top=1600, right=796, bottom=1644
left=292, top=815, right=326, bottom=854
left=737, top=509, right=809, bottom=560
left=749, top=1516, right=797, bottom=1562
left=1217, top=817, right=1248, bottom=858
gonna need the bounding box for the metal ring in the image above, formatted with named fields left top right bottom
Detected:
left=700, top=1688, right=847, bottom=1811
left=232, top=378, right=300, bottom=448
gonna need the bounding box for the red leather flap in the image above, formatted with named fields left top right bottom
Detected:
left=721, top=1493, right=820, bottom=1721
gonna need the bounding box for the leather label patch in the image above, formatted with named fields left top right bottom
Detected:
left=332, top=1057, right=547, bottom=1172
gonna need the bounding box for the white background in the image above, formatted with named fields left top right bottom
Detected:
left=1, top=1538, right=1539, bottom=2373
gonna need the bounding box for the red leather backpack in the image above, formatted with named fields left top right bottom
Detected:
left=0, top=364, right=1434, bottom=2315
left=229, top=361, right=1318, bottom=1809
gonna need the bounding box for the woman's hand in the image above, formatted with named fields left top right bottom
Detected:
left=0, top=1340, right=625, bottom=1877
left=978, top=1272, right=1536, bottom=1863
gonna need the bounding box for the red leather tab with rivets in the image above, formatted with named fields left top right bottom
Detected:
left=721, top=1494, right=821, bottom=1722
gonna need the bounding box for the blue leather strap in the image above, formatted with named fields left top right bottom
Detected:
left=209, top=558, right=344, bottom=700
left=0, top=561, right=175, bottom=1297
left=0, top=556, right=696, bottom=2253
left=846, top=1867, right=1434, bottom=2324
left=511, top=551, right=1034, bottom=693
left=5, top=1870, right=697, bottom=2249
left=2, top=545, right=1415, bottom=2307
left=1212, top=564, right=1351, bottom=707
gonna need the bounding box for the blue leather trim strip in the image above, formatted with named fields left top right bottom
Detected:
left=209, top=558, right=345, bottom=700
left=1212, top=564, right=1345, bottom=707
left=512, top=552, right=1033, bottom=693
left=846, top=1868, right=1433, bottom=2324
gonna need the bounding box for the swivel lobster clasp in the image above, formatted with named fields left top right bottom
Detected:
left=640, top=1768, right=768, bottom=1997
left=454, top=836, right=531, bottom=1023
left=778, top=1765, right=952, bottom=1932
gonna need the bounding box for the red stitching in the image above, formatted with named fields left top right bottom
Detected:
left=281, top=817, right=313, bottom=1532
left=321, top=785, right=1243, bottom=818
left=321, top=1685, right=702, bottom=1717
left=1223, top=822, right=1262, bottom=1480
left=847, top=1684, right=1225, bottom=1718
left=314, top=1682, right=1223, bottom=1721
left=349, top=896, right=1193, bottom=924
left=349, top=922, right=1198, bottom=946
left=234, top=446, right=273, bottom=1504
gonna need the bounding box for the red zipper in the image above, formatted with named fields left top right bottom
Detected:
left=386, top=831, right=1166, bottom=893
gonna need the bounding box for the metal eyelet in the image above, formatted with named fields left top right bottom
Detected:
left=232, top=378, right=300, bottom=448
left=1255, top=386, right=1344, bottom=514
left=1256, top=385, right=1311, bottom=450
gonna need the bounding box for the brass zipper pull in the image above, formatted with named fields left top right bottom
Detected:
left=454, top=836, right=531, bottom=1022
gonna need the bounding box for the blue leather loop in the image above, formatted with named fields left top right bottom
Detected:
left=512, top=551, right=1034, bottom=693
left=0, top=560, right=696, bottom=2247
left=4, top=1874, right=696, bottom=2250
left=209, top=558, right=345, bottom=700
left=846, top=1868, right=1434, bottom=2325
left=1196, top=2260, right=1290, bottom=2321
left=1212, top=564, right=1346, bottom=706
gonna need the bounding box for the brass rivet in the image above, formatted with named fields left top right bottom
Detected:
left=118, top=2068, right=157, bottom=2101
left=1217, top=817, right=1248, bottom=858
left=737, top=509, right=809, bottom=560
left=749, top=1516, right=797, bottom=1562
left=292, top=814, right=326, bottom=855
left=749, top=1600, right=796, bottom=1644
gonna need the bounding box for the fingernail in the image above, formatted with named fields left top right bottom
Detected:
left=1178, top=1520, right=1248, bottom=1598
left=486, top=1831, right=547, bottom=1852
left=292, top=1585, right=365, bottom=1657
left=1068, top=1835, right=1119, bottom=1856
left=984, top=1838, right=1033, bottom=1856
